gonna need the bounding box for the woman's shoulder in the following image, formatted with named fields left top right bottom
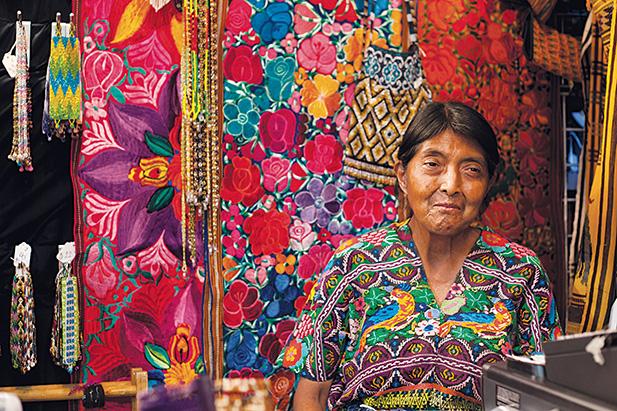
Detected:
left=475, top=227, right=546, bottom=274
left=330, top=220, right=404, bottom=259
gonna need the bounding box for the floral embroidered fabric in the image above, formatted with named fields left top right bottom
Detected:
left=281, top=220, right=562, bottom=410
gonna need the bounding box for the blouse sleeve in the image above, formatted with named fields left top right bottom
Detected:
left=511, top=255, right=563, bottom=355
left=278, top=248, right=352, bottom=382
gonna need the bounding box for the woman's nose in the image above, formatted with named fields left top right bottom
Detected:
left=439, top=167, right=462, bottom=196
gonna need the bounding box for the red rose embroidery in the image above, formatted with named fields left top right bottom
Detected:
left=297, top=33, right=337, bottom=75
left=268, top=368, right=295, bottom=402
left=225, top=0, right=253, bottom=35
left=342, top=188, right=385, bottom=229
left=308, top=0, right=357, bottom=21
left=259, top=108, right=299, bottom=153
left=297, top=244, right=333, bottom=280
left=221, top=156, right=264, bottom=206
left=482, top=22, right=520, bottom=65
left=519, top=187, right=551, bottom=227
left=477, top=78, right=519, bottom=131
left=224, top=45, right=264, bottom=84
left=481, top=231, right=509, bottom=248
left=455, top=35, right=483, bottom=64
left=244, top=209, right=291, bottom=255
left=262, top=157, right=291, bottom=192
left=223, top=280, right=264, bottom=328
left=421, top=38, right=458, bottom=86
left=227, top=368, right=265, bottom=379
left=426, top=0, right=465, bottom=31
left=521, top=90, right=552, bottom=128
left=304, top=134, right=343, bottom=174
left=482, top=198, right=523, bottom=240
left=259, top=320, right=296, bottom=364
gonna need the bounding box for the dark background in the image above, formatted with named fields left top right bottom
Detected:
left=0, top=1, right=74, bottom=410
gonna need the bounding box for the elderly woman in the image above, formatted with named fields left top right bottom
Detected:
left=282, top=102, right=562, bottom=410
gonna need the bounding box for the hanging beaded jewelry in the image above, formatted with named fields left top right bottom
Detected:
left=10, top=243, right=37, bottom=374
left=44, top=16, right=82, bottom=141
left=181, top=0, right=225, bottom=378
left=50, top=242, right=81, bottom=373
left=8, top=20, right=33, bottom=172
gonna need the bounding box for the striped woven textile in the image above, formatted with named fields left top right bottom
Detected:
left=568, top=0, right=617, bottom=333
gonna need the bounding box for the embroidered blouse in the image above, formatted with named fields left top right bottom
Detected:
left=280, top=220, right=562, bottom=410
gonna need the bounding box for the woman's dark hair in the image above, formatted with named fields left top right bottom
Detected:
left=398, top=102, right=501, bottom=178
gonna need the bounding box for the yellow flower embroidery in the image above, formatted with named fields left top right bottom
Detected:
left=300, top=74, right=340, bottom=119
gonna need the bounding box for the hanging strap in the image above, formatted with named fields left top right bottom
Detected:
left=362, top=0, right=420, bottom=55
left=402, top=0, right=418, bottom=51
left=362, top=0, right=374, bottom=54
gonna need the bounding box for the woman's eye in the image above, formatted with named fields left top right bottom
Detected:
left=424, top=161, right=439, bottom=168
left=466, top=167, right=483, bottom=175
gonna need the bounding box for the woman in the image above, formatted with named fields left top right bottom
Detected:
left=281, top=102, right=562, bottom=410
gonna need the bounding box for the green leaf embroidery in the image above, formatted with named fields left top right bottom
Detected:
left=147, top=186, right=174, bottom=213
left=195, top=356, right=205, bottom=374
left=109, top=86, right=126, bottom=104
left=144, top=131, right=174, bottom=157
left=141, top=270, right=154, bottom=281
left=144, top=343, right=171, bottom=370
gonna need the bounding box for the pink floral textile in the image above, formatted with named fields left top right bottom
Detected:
left=77, top=1, right=204, bottom=406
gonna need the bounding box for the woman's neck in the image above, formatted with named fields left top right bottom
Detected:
left=409, top=217, right=479, bottom=284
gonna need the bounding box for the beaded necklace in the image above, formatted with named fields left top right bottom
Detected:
left=10, top=243, right=37, bottom=374
left=8, top=21, right=33, bottom=172
left=181, top=0, right=224, bottom=378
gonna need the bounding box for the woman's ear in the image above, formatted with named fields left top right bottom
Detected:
left=394, top=161, right=407, bottom=196
left=395, top=161, right=411, bottom=220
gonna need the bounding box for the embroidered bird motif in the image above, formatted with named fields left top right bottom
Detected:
left=358, top=287, right=417, bottom=352
left=438, top=299, right=514, bottom=338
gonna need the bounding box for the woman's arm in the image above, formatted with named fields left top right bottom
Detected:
left=293, top=377, right=332, bottom=411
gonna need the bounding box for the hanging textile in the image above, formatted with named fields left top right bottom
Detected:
left=8, top=20, right=32, bottom=172
left=568, top=13, right=606, bottom=289
left=344, top=0, right=432, bottom=185
left=77, top=1, right=205, bottom=404
left=222, top=0, right=565, bottom=408
left=10, top=243, right=37, bottom=374
left=43, top=20, right=82, bottom=141
left=50, top=242, right=80, bottom=373
left=181, top=0, right=225, bottom=378
left=593, top=0, right=615, bottom=60
left=568, top=0, right=617, bottom=333
left=529, top=18, right=583, bottom=83
left=501, top=0, right=583, bottom=83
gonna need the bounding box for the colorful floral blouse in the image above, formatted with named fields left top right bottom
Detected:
left=280, top=220, right=562, bottom=410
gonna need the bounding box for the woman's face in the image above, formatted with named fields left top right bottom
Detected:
left=395, top=130, right=490, bottom=236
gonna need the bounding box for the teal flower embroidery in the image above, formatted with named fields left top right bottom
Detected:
left=224, top=97, right=260, bottom=141
left=265, top=57, right=297, bottom=101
